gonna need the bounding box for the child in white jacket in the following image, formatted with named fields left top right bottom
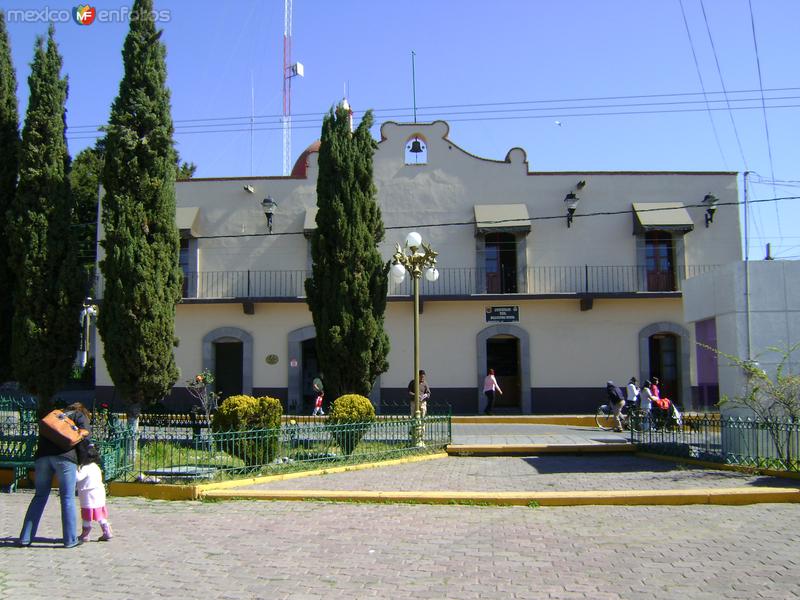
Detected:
left=76, top=447, right=113, bottom=542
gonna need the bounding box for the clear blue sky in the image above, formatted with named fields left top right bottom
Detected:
left=4, top=0, right=799, bottom=259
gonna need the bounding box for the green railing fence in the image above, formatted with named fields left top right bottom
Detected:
left=1, top=401, right=451, bottom=486
left=127, top=415, right=451, bottom=483
left=631, top=414, right=800, bottom=472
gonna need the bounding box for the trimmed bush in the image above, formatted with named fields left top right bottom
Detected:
left=327, top=394, right=376, bottom=455
left=212, top=395, right=283, bottom=465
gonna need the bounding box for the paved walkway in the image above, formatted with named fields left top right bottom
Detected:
left=450, top=423, right=628, bottom=446
left=3, top=422, right=800, bottom=599
left=232, top=454, right=796, bottom=494
left=2, top=493, right=799, bottom=599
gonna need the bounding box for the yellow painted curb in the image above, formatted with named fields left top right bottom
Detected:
left=447, top=443, right=636, bottom=455
left=194, top=452, right=448, bottom=494
left=452, top=416, right=596, bottom=426
left=201, top=486, right=800, bottom=506
left=108, top=481, right=200, bottom=501
left=108, top=453, right=448, bottom=501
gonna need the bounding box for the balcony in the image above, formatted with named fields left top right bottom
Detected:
left=92, top=265, right=719, bottom=302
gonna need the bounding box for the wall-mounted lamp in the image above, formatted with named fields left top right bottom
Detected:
left=564, top=192, right=580, bottom=228
left=262, top=196, right=278, bottom=233
left=243, top=185, right=255, bottom=194
left=703, top=193, right=719, bottom=227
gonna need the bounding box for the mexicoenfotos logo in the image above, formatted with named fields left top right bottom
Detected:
left=5, top=5, right=171, bottom=24
left=73, top=5, right=97, bottom=26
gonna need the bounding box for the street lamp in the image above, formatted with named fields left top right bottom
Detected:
left=78, top=297, right=98, bottom=368
left=261, top=196, right=278, bottom=233
left=391, top=231, right=439, bottom=446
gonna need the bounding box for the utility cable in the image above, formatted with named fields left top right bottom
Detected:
left=186, top=194, right=800, bottom=241
left=748, top=0, right=781, bottom=237
left=678, top=0, right=728, bottom=168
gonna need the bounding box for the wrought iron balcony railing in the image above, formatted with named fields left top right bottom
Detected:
left=94, top=265, right=719, bottom=301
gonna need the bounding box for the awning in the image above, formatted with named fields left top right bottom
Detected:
left=176, top=207, right=200, bottom=238
left=474, top=204, right=531, bottom=235
left=632, top=202, right=694, bottom=234
left=303, top=207, right=318, bottom=238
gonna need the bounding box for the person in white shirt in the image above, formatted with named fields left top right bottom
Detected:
left=626, top=377, right=640, bottom=406
left=76, top=451, right=113, bottom=542
left=639, top=379, right=655, bottom=430
left=483, top=368, right=503, bottom=415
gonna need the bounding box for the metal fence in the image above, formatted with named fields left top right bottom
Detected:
left=123, top=415, right=451, bottom=483
left=95, top=264, right=720, bottom=300
left=2, top=411, right=451, bottom=485
left=632, top=414, right=800, bottom=472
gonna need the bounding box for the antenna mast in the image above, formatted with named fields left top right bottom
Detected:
left=283, top=0, right=304, bottom=176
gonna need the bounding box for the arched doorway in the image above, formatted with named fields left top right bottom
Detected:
left=288, top=325, right=382, bottom=413
left=638, top=322, right=691, bottom=409
left=202, top=327, right=253, bottom=398
left=477, top=324, right=531, bottom=413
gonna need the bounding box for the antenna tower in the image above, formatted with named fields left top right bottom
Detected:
left=282, top=0, right=304, bottom=175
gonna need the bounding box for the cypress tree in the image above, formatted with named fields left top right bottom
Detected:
left=305, top=105, right=390, bottom=400
left=98, top=0, right=181, bottom=418
left=7, top=26, right=82, bottom=408
left=0, top=11, right=19, bottom=382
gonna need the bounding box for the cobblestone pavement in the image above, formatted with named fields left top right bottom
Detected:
left=239, top=455, right=797, bottom=493
left=450, top=424, right=628, bottom=445
left=2, top=492, right=799, bottom=599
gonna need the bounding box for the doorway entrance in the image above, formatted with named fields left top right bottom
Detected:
left=486, top=335, right=521, bottom=410
left=649, top=333, right=680, bottom=405
left=214, top=341, right=243, bottom=401
left=301, top=338, right=320, bottom=414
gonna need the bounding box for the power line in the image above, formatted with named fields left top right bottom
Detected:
left=678, top=0, right=728, bottom=168
left=65, top=101, right=800, bottom=141
left=64, top=85, right=800, bottom=133
left=700, top=0, right=749, bottom=171
left=748, top=0, right=781, bottom=238
left=187, top=194, right=800, bottom=241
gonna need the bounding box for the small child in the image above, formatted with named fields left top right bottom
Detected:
left=75, top=443, right=113, bottom=542
left=312, top=393, right=325, bottom=416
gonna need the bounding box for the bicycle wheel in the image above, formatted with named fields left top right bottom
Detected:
left=627, top=409, right=642, bottom=432
left=595, top=404, right=615, bottom=430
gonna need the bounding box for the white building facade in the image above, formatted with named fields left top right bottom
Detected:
left=95, top=120, right=742, bottom=414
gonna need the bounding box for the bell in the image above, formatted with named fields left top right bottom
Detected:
left=409, top=139, right=424, bottom=153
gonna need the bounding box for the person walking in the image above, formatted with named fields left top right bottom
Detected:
left=311, top=374, right=324, bottom=415
left=408, top=370, right=431, bottom=417
left=639, top=379, right=655, bottom=430
left=482, top=368, right=503, bottom=415
left=606, top=380, right=626, bottom=432
left=18, top=403, right=91, bottom=548
left=626, top=377, right=640, bottom=406
left=76, top=445, right=113, bottom=542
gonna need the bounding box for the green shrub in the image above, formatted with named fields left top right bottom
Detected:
left=212, top=395, right=283, bottom=465
left=327, top=394, right=376, bottom=455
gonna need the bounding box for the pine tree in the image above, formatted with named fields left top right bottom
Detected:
left=305, top=104, right=390, bottom=400
left=0, top=11, right=20, bottom=382
left=98, top=0, right=181, bottom=418
left=7, top=26, right=82, bottom=407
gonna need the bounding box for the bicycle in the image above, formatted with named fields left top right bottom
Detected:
left=595, top=402, right=643, bottom=432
